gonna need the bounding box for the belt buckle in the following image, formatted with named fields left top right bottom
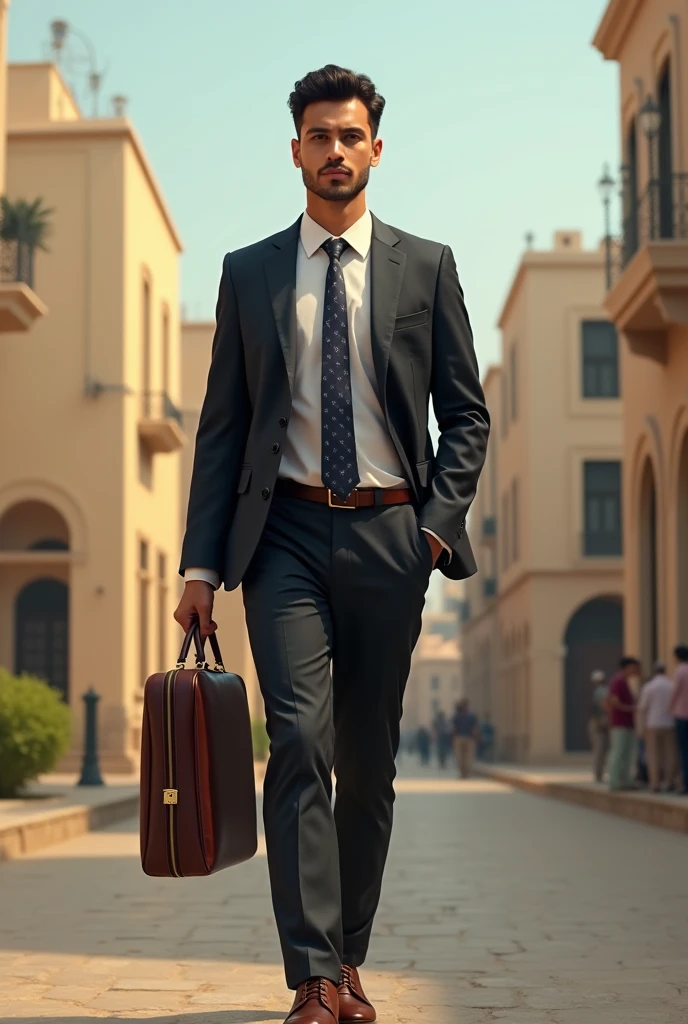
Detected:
left=327, top=488, right=357, bottom=509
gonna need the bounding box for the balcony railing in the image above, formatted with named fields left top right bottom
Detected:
left=482, top=515, right=497, bottom=545
left=483, top=578, right=497, bottom=599
left=618, top=171, right=688, bottom=273
left=459, top=599, right=471, bottom=624
left=0, top=238, right=35, bottom=289
left=142, top=390, right=183, bottom=425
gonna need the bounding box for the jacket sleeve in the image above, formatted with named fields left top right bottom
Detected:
left=417, top=245, right=490, bottom=546
left=178, top=253, right=250, bottom=581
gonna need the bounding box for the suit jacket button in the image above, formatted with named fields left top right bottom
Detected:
left=261, top=487, right=270, bottom=500
left=278, top=417, right=287, bottom=427
left=271, top=443, right=280, bottom=454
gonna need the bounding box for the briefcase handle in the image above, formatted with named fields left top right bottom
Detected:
left=176, top=620, right=226, bottom=673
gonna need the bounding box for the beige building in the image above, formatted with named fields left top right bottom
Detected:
left=180, top=320, right=261, bottom=720
left=0, top=62, right=184, bottom=771
left=594, top=0, right=688, bottom=667
left=462, top=232, right=624, bottom=762
left=402, top=633, right=462, bottom=734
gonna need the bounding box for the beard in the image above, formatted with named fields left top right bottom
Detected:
left=301, top=164, right=370, bottom=202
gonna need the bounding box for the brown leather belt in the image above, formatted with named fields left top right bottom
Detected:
left=275, top=479, right=412, bottom=509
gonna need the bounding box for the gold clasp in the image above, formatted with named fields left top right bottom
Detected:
left=327, top=489, right=357, bottom=509
left=163, top=789, right=178, bottom=805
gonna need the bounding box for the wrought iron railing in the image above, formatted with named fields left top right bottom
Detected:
left=0, top=238, right=35, bottom=288
left=142, top=390, right=183, bottom=425
left=483, top=578, right=497, bottom=599
left=620, top=171, right=688, bottom=269
left=482, top=515, right=497, bottom=540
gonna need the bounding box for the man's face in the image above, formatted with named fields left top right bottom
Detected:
left=291, top=98, right=382, bottom=203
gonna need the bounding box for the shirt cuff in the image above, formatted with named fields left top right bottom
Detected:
left=184, top=568, right=220, bottom=590
left=421, top=528, right=452, bottom=559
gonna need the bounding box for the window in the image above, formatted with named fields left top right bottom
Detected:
left=581, top=321, right=619, bottom=398
left=510, top=344, right=518, bottom=421
left=431, top=674, right=440, bottom=691
left=501, top=370, right=508, bottom=439
left=139, top=539, right=150, bottom=686
left=157, top=552, right=167, bottom=671
left=502, top=492, right=510, bottom=570
left=584, top=461, right=622, bottom=556
left=511, top=478, right=519, bottom=563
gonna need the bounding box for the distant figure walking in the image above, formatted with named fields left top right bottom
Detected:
left=433, top=710, right=452, bottom=769
left=451, top=699, right=479, bottom=779
left=416, top=725, right=431, bottom=766
left=670, top=644, right=688, bottom=795
left=587, top=669, right=610, bottom=783
left=637, top=661, right=677, bottom=792
left=607, top=656, right=641, bottom=792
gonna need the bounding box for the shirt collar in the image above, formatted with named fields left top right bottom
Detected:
left=300, top=208, right=372, bottom=260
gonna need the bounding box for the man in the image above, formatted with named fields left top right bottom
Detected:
left=175, top=65, right=489, bottom=1024
left=670, top=644, right=688, bottom=795
left=451, top=699, right=479, bottom=779
left=433, top=709, right=451, bottom=769
left=587, top=669, right=610, bottom=783
left=607, top=657, right=641, bottom=792
left=637, top=662, right=677, bottom=792
left=477, top=713, right=495, bottom=762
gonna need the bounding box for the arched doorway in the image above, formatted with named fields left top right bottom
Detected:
left=639, top=459, right=659, bottom=668
left=678, top=432, right=688, bottom=640
left=14, top=579, right=69, bottom=701
left=564, top=597, right=624, bottom=751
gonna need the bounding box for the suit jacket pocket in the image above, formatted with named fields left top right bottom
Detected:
left=416, top=460, right=431, bottom=489
left=394, top=308, right=429, bottom=331
left=237, top=465, right=252, bottom=494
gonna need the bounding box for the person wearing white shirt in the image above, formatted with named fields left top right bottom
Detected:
left=638, top=662, right=678, bottom=792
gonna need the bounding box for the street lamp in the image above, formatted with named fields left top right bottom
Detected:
left=598, top=163, right=616, bottom=289
left=49, top=19, right=105, bottom=117
left=639, top=94, right=662, bottom=239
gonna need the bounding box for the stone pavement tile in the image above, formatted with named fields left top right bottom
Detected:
left=111, top=978, right=199, bottom=991
left=43, top=985, right=106, bottom=1001
left=87, top=991, right=191, bottom=1012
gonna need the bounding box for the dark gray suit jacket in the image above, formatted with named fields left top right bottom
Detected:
left=180, top=214, right=490, bottom=590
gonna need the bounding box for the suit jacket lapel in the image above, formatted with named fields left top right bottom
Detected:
left=370, top=215, right=406, bottom=402
left=264, top=217, right=301, bottom=392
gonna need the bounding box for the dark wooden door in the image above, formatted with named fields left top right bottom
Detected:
left=564, top=598, right=623, bottom=751
left=15, top=578, right=69, bottom=701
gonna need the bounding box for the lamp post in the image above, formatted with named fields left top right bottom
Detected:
left=50, top=19, right=105, bottom=117
left=597, top=163, right=616, bottom=289
left=639, top=94, right=662, bottom=240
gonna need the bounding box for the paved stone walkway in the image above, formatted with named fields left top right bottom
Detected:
left=1, top=770, right=687, bottom=1022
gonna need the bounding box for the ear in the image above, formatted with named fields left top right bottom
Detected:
left=370, top=137, right=383, bottom=168
left=291, top=138, right=301, bottom=168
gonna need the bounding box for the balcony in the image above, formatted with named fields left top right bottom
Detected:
left=606, top=172, right=688, bottom=363
left=0, top=239, right=48, bottom=332
left=138, top=391, right=186, bottom=454
left=483, top=577, right=497, bottom=600
left=481, top=515, right=497, bottom=547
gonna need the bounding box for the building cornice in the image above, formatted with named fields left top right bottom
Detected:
left=592, top=0, right=646, bottom=61
left=497, top=250, right=606, bottom=329
left=8, top=118, right=184, bottom=253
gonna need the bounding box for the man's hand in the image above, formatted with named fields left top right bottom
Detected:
left=424, top=532, right=443, bottom=568
left=174, top=580, right=217, bottom=636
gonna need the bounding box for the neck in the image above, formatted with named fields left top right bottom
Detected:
left=305, top=192, right=368, bottom=237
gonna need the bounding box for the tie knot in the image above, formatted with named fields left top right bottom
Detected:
left=322, top=237, right=349, bottom=262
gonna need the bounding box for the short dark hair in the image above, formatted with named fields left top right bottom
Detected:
left=675, top=644, right=688, bottom=662
left=288, top=64, right=385, bottom=139
left=619, top=656, right=640, bottom=669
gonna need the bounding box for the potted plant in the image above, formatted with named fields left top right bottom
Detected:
left=0, top=196, right=54, bottom=288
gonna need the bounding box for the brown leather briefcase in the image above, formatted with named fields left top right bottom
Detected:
left=140, top=624, right=258, bottom=876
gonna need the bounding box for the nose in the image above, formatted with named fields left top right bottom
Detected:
left=326, top=139, right=344, bottom=161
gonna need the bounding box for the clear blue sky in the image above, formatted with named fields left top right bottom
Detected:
left=8, top=0, right=619, bottom=371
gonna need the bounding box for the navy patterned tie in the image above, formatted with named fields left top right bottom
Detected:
left=320, top=237, right=360, bottom=500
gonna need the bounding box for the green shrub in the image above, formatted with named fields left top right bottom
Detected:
left=251, top=718, right=269, bottom=761
left=0, top=668, right=72, bottom=797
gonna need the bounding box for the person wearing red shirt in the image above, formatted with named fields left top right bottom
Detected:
left=607, top=656, right=641, bottom=791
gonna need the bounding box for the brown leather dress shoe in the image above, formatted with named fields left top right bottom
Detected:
left=337, top=965, right=376, bottom=1023
left=285, top=977, right=339, bottom=1024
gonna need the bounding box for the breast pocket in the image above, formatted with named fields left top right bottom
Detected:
left=237, top=464, right=252, bottom=494
left=394, top=309, right=429, bottom=332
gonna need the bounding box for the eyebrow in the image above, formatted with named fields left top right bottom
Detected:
left=305, top=125, right=366, bottom=136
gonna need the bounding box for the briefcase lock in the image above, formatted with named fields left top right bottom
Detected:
left=163, top=788, right=178, bottom=805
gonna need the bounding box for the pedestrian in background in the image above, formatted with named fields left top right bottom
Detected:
left=670, top=644, right=688, bottom=795
left=433, top=710, right=452, bottom=769
left=637, top=661, right=677, bottom=793
left=587, top=669, right=610, bottom=783
left=607, top=656, right=641, bottom=792
left=451, top=699, right=479, bottom=779
left=416, top=725, right=431, bottom=766
left=477, top=714, right=495, bottom=762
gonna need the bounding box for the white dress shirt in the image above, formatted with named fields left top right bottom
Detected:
left=638, top=675, right=675, bottom=730
left=185, top=209, right=448, bottom=590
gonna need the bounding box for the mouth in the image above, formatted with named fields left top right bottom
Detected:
left=321, top=168, right=351, bottom=179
